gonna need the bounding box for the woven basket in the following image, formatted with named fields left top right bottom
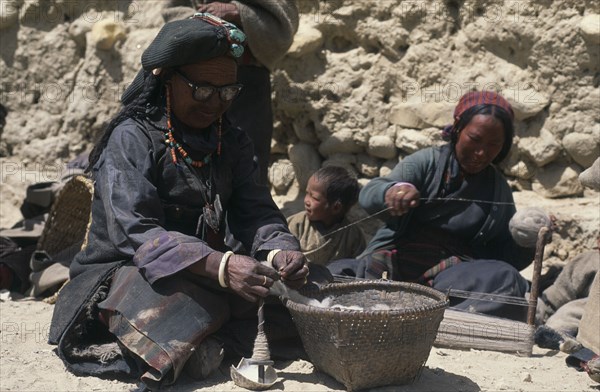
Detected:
left=37, top=175, right=94, bottom=257
left=284, top=280, right=448, bottom=391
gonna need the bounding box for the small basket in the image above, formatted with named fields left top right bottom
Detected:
left=284, top=280, right=448, bottom=391
left=37, top=175, right=94, bottom=256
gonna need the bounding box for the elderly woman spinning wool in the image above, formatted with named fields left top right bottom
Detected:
left=329, top=91, right=551, bottom=320
left=48, top=14, right=311, bottom=389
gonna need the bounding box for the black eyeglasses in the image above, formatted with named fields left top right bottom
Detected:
left=174, top=70, right=243, bottom=102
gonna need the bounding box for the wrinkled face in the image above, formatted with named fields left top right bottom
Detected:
left=455, top=114, right=505, bottom=174
left=304, top=176, right=335, bottom=225
left=169, top=56, right=237, bottom=130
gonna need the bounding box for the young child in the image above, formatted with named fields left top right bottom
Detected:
left=287, top=166, right=366, bottom=266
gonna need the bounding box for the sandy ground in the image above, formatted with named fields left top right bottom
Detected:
left=1, top=296, right=598, bottom=392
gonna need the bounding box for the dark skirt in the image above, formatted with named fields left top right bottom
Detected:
left=54, top=265, right=305, bottom=389
left=98, top=266, right=232, bottom=387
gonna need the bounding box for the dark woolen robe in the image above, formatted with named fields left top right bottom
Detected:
left=329, top=144, right=535, bottom=320
left=49, top=111, right=300, bottom=387
left=359, top=144, right=534, bottom=277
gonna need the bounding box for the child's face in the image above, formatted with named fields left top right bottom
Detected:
left=304, top=176, right=336, bottom=226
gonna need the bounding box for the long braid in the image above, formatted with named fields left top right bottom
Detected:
left=86, top=73, right=163, bottom=172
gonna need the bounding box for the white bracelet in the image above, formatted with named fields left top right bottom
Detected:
left=218, top=251, right=234, bottom=288
left=266, top=249, right=282, bottom=268
left=393, top=181, right=416, bottom=190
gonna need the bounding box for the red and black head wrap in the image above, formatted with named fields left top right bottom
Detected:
left=442, top=90, right=514, bottom=139
left=442, top=90, right=515, bottom=164
left=455, top=90, right=513, bottom=120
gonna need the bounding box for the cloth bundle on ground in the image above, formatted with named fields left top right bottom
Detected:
left=0, top=154, right=88, bottom=295
left=565, top=157, right=600, bottom=383
left=534, top=249, right=599, bottom=352
left=27, top=243, right=83, bottom=298
left=534, top=159, right=600, bottom=383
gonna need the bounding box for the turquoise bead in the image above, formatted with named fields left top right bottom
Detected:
left=231, top=44, right=244, bottom=58
left=229, top=29, right=246, bottom=43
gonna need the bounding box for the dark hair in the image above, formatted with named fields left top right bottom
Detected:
left=313, top=166, right=360, bottom=213
left=86, top=72, right=164, bottom=171
left=451, top=103, right=514, bottom=164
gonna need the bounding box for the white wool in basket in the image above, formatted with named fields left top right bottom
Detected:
left=270, top=280, right=396, bottom=311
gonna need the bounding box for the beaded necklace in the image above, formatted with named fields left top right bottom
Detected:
left=164, top=84, right=222, bottom=167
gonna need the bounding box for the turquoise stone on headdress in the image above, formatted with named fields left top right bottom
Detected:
left=229, top=28, right=246, bottom=44
left=191, top=12, right=247, bottom=58
left=230, top=44, right=244, bottom=58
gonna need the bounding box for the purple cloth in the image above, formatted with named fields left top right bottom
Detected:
left=133, top=231, right=213, bottom=284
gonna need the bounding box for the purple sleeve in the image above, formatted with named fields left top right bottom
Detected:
left=133, top=231, right=215, bottom=284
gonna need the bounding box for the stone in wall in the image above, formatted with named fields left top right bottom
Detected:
left=270, top=137, right=287, bottom=155
left=501, top=147, right=537, bottom=180
left=269, top=159, right=295, bottom=194
left=287, top=19, right=323, bottom=58
left=389, top=97, right=454, bottom=129
left=532, top=163, right=584, bottom=198
left=288, top=142, right=321, bottom=191
left=318, top=129, right=365, bottom=157
left=505, top=90, right=550, bottom=122
left=379, top=158, right=398, bottom=178
left=579, top=14, right=600, bottom=44
left=322, top=153, right=358, bottom=179
left=395, top=128, right=430, bottom=154
left=389, top=104, right=427, bottom=129
left=367, top=135, right=396, bottom=160
left=292, top=120, right=319, bottom=144
left=519, top=129, right=561, bottom=167
left=67, top=17, right=91, bottom=48
left=90, top=19, right=126, bottom=50
left=21, top=135, right=70, bottom=162
left=355, top=154, right=379, bottom=178
left=579, top=157, right=600, bottom=190
left=421, top=127, right=446, bottom=147
left=562, top=131, right=600, bottom=168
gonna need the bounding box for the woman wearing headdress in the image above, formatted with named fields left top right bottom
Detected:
left=48, top=14, right=310, bottom=389
left=329, top=91, right=541, bottom=320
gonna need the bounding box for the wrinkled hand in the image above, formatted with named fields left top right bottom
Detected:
left=226, top=254, right=280, bottom=302
left=384, top=184, right=420, bottom=216
left=271, top=250, right=309, bottom=290
left=197, top=2, right=241, bottom=25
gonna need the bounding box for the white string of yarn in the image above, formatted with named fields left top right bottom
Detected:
left=270, top=280, right=398, bottom=311
left=270, top=200, right=553, bottom=309
left=321, top=198, right=552, bottom=251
